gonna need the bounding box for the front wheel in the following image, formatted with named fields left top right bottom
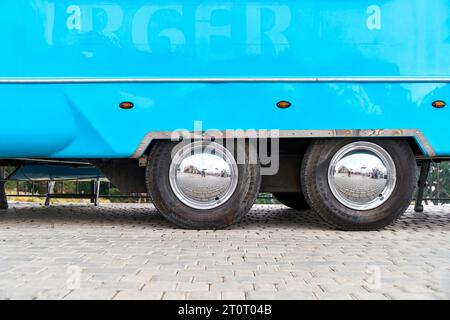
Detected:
left=301, top=139, right=416, bottom=231
left=146, top=140, right=261, bottom=229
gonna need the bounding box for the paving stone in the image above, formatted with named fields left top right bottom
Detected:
left=187, top=291, right=221, bottom=300
left=220, top=291, right=246, bottom=300
left=248, top=291, right=316, bottom=300
left=162, top=291, right=188, bottom=300
left=350, top=292, right=390, bottom=300
left=63, top=289, right=117, bottom=300
left=113, top=290, right=163, bottom=300
left=314, top=292, right=353, bottom=300
left=176, top=282, right=210, bottom=292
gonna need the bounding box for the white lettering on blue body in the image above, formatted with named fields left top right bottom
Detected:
left=34, top=0, right=55, bottom=45
left=132, top=5, right=185, bottom=53
left=81, top=4, right=123, bottom=36
left=246, top=5, right=291, bottom=55
left=60, top=3, right=381, bottom=55
left=195, top=4, right=232, bottom=57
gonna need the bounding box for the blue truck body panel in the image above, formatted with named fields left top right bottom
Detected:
left=0, top=1, right=450, bottom=158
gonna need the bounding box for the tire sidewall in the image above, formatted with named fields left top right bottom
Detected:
left=147, top=140, right=260, bottom=229
left=304, top=138, right=416, bottom=227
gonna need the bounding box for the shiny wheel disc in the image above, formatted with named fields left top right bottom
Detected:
left=169, top=141, right=239, bottom=210
left=327, top=142, right=397, bottom=211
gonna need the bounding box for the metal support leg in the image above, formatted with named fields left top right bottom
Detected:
left=415, top=161, right=431, bottom=213
left=0, top=167, right=8, bottom=210
left=0, top=181, right=8, bottom=210
left=94, top=178, right=100, bottom=206
left=90, top=178, right=100, bottom=206
left=90, top=180, right=95, bottom=204
left=45, top=181, right=55, bottom=206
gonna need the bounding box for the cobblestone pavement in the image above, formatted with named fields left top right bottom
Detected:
left=0, top=203, right=448, bottom=300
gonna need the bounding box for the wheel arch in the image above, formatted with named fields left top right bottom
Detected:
left=134, top=129, right=431, bottom=160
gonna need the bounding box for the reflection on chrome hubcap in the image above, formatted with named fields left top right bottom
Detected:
left=169, top=141, right=238, bottom=210
left=328, top=142, right=397, bottom=211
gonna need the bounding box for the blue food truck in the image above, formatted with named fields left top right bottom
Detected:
left=0, top=0, right=449, bottom=230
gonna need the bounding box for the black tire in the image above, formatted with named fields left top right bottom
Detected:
left=272, top=192, right=310, bottom=210
left=146, top=140, right=261, bottom=229
left=301, top=139, right=416, bottom=231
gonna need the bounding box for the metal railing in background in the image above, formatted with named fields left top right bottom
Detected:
left=421, top=162, right=450, bottom=204
left=3, top=179, right=149, bottom=205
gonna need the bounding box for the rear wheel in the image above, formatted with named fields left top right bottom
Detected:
left=272, top=192, right=310, bottom=210
left=146, top=140, right=261, bottom=229
left=301, top=139, right=416, bottom=231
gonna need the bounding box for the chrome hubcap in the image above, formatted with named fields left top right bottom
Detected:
left=328, top=142, right=397, bottom=211
left=169, top=141, right=239, bottom=210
